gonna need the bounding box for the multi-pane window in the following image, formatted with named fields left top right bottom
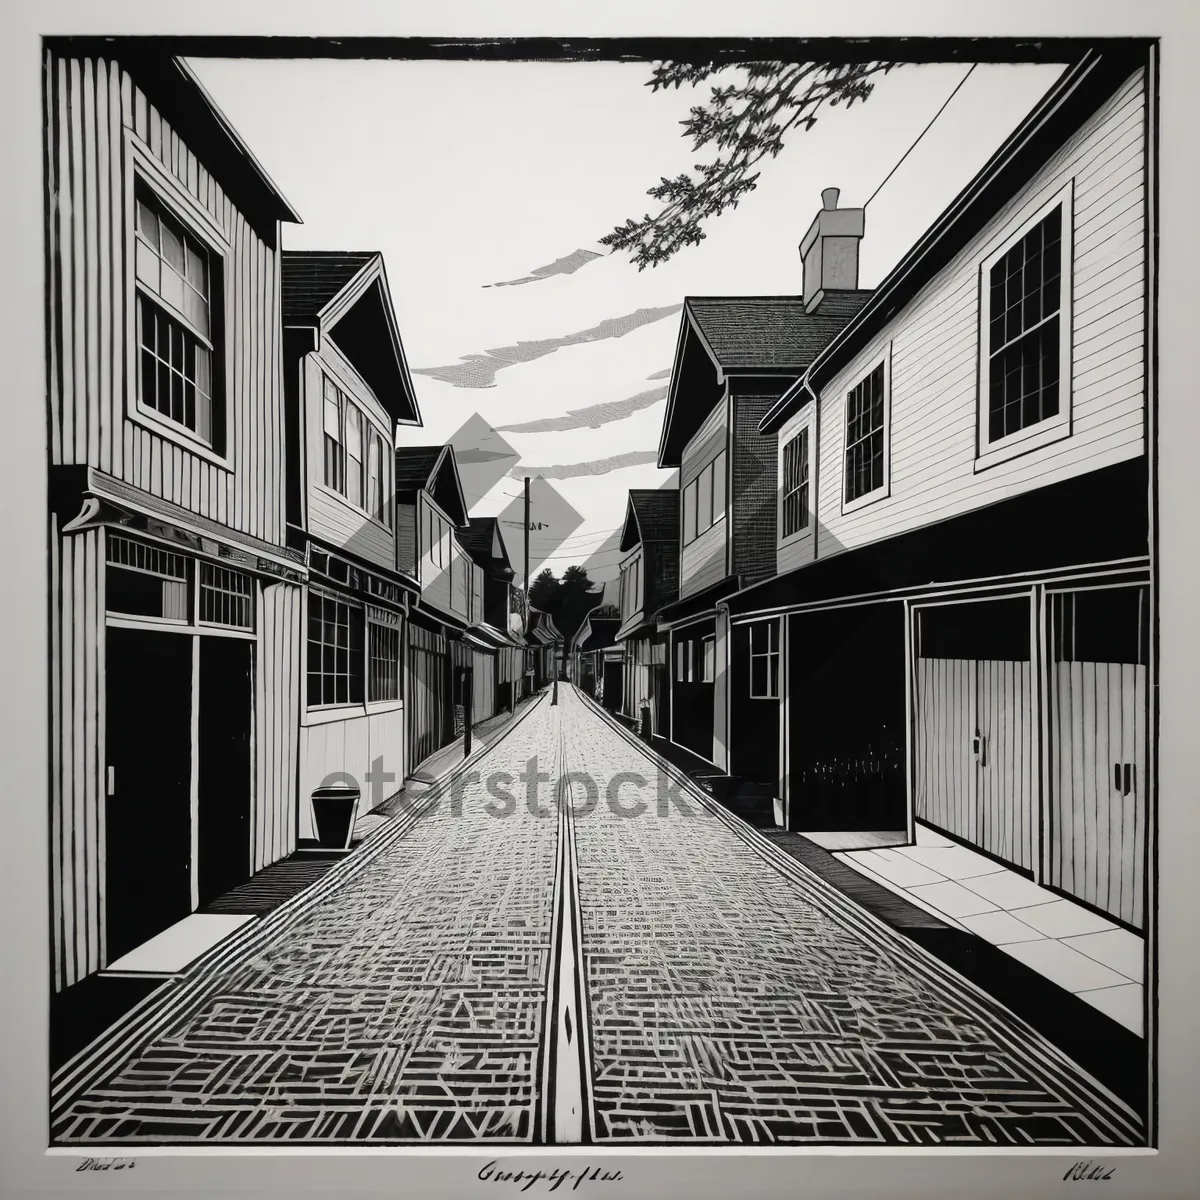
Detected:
left=782, top=427, right=810, bottom=537
left=682, top=450, right=727, bottom=546
left=106, top=534, right=190, bottom=620
left=368, top=610, right=402, bottom=702
left=844, top=362, right=886, bottom=504
left=307, top=592, right=364, bottom=707
left=323, top=376, right=388, bottom=521
left=987, top=206, right=1063, bottom=443
left=199, top=563, right=254, bottom=630
left=749, top=620, right=780, bottom=699
left=135, top=186, right=216, bottom=445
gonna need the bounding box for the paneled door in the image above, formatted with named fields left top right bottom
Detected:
left=1047, top=586, right=1148, bottom=930
left=913, top=598, right=1035, bottom=873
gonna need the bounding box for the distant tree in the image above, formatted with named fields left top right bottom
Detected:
left=555, top=568, right=598, bottom=644
left=528, top=567, right=560, bottom=613
left=601, top=59, right=898, bottom=270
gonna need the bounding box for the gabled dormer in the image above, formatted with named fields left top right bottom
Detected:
left=616, top=488, right=680, bottom=641
left=282, top=251, right=421, bottom=573
left=394, top=444, right=477, bottom=622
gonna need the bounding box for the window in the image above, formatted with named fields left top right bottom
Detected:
left=368, top=610, right=402, bottom=702
left=323, top=378, right=344, bottom=493
left=675, top=640, right=692, bottom=683
left=781, top=427, right=810, bottom=537
left=307, top=592, right=364, bottom=707
left=367, top=431, right=389, bottom=524
left=106, top=534, right=190, bottom=620
left=199, top=563, right=254, bottom=630
left=701, top=636, right=715, bottom=683
left=844, top=361, right=886, bottom=505
left=682, top=450, right=727, bottom=545
left=749, top=620, right=780, bottom=699
left=135, top=186, right=217, bottom=446
left=345, top=403, right=363, bottom=507
left=986, top=205, right=1063, bottom=444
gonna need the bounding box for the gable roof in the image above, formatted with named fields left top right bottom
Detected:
left=620, top=489, right=680, bottom=552
left=394, top=444, right=470, bottom=527
left=572, top=613, right=621, bottom=655
left=658, top=290, right=873, bottom=467
left=459, top=516, right=514, bottom=577
left=282, top=250, right=421, bottom=426
left=282, top=252, right=376, bottom=324
left=759, top=47, right=1147, bottom=435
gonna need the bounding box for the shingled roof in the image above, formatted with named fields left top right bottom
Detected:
left=458, top=517, right=514, bottom=576
left=620, top=489, right=680, bottom=552
left=281, top=251, right=376, bottom=324
left=686, top=291, right=874, bottom=372
left=393, top=446, right=446, bottom=494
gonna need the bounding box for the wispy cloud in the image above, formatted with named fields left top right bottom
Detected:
left=412, top=305, right=684, bottom=389
left=508, top=450, right=659, bottom=480
left=483, top=248, right=603, bottom=288
left=495, top=386, right=667, bottom=434
left=646, top=368, right=672, bottom=380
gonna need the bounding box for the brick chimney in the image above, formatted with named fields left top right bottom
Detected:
left=800, top=187, right=865, bottom=312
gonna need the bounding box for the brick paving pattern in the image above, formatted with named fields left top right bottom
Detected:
left=560, top=689, right=1142, bottom=1147
left=52, top=699, right=560, bottom=1145
left=51, top=686, right=1143, bottom=1146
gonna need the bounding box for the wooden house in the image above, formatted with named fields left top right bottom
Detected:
left=44, top=43, right=303, bottom=987
left=738, top=45, right=1155, bottom=934
left=280, top=250, right=421, bottom=840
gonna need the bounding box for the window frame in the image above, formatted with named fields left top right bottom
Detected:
left=126, top=138, right=231, bottom=468
left=841, top=347, right=892, bottom=515
left=367, top=607, right=403, bottom=705
left=682, top=449, right=728, bottom=546
left=306, top=588, right=366, bottom=711
left=748, top=620, right=780, bottom=700
left=975, top=180, right=1074, bottom=471
left=780, top=423, right=811, bottom=541
left=318, top=370, right=393, bottom=527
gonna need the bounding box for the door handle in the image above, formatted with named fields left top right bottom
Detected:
left=972, top=729, right=986, bottom=766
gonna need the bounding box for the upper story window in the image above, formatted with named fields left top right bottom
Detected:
left=844, top=359, right=888, bottom=508
left=135, top=185, right=219, bottom=448
left=323, top=375, right=392, bottom=526
left=683, top=449, right=727, bottom=546
left=781, top=427, right=810, bottom=538
left=621, top=555, right=641, bottom=618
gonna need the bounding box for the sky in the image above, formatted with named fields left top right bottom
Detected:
left=188, top=54, right=1065, bottom=584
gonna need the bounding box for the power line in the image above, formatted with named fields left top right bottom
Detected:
left=864, top=63, right=978, bottom=209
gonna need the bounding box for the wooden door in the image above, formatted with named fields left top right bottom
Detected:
left=913, top=598, right=1033, bottom=871
left=1048, top=587, right=1148, bottom=929
left=104, top=627, right=193, bottom=962
left=197, top=636, right=253, bottom=906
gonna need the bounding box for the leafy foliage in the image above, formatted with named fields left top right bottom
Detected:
left=601, top=59, right=899, bottom=270
left=526, top=565, right=599, bottom=644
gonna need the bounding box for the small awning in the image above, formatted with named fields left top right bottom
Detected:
left=467, top=622, right=513, bottom=650
left=615, top=611, right=660, bottom=643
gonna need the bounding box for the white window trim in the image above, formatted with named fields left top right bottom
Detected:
left=841, top=344, right=892, bottom=515
left=748, top=620, right=780, bottom=700
left=778, top=414, right=815, bottom=547
left=315, top=366, right=394, bottom=533
left=125, top=132, right=232, bottom=470
left=975, top=179, right=1075, bottom=472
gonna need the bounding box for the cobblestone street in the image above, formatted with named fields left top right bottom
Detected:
left=51, top=687, right=1142, bottom=1147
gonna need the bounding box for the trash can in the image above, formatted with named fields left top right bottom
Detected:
left=311, top=783, right=360, bottom=850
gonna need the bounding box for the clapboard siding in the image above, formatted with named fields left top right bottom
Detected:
left=679, top=398, right=730, bottom=598
left=45, top=49, right=286, bottom=547
left=681, top=517, right=727, bottom=599
left=815, top=69, right=1146, bottom=560
left=255, top=582, right=301, bottom=872
left=49, top=522, right=105, bottom=990
left=680, top=397, right=729, bottom=490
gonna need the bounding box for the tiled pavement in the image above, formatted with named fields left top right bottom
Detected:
left=836, top=826, right=1146, bottom=1035
left=51, top=685, right=1142, bottom=1146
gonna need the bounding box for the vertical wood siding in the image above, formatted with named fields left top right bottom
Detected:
left=1050, top=661, right=1146, bottom=929
left=472, top=651, right=497, bottom=721
left=49, top=523, right=105, bottom=989
left=45, top=50, right=286, bottom=546
left=255, top=582, right=301, bottom=872
left=816, top=69, right=1146, bottom=560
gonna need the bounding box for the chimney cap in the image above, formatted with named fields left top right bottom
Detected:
left=822, top=187, right=840, bottom=210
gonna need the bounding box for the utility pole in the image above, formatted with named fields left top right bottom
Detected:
left=524, top=476, right=530, bottom=701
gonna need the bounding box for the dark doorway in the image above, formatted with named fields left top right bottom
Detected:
left=787, top=603, right=907, bottom=832
left=104, top=627, right=193, bottom=962
left=652, top=663, right=670, bottom=736
left=197, top=636, right=253, bottom=907
left=602, top=661, right=623, bottom=712
left=730, top=621, right=780, bottom=787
